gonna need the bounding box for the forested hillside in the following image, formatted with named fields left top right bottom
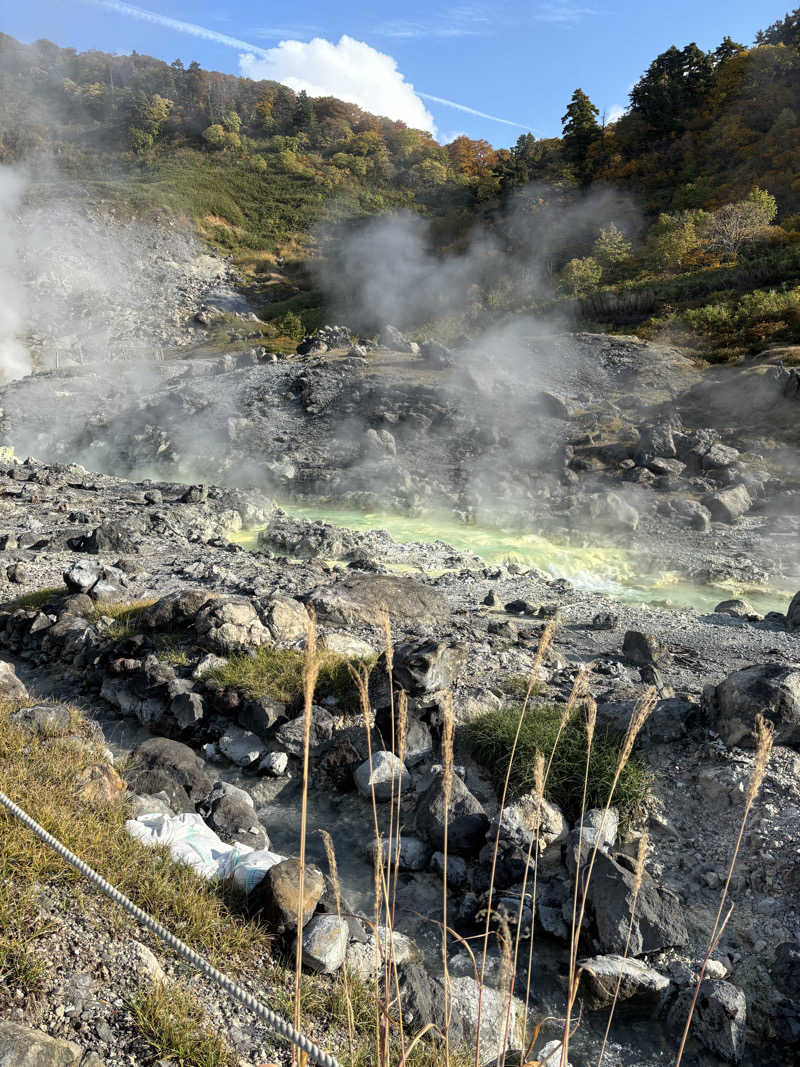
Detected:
left=2, top=7, right=800, bottom=358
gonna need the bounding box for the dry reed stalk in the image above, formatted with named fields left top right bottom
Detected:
left=674, top=714, right=774, bottom=1067
left=292, top=610, right=320, bottom=1059
left=514, top=670, right=588, bottom=1054
left=441, top=691, right=455, bottom=1064
left=474, top=621, right=556, bottom=1067
left=319, top=830, right=356, bottom=1064
left=562, top=696, right=597, bottom=1053
left=495, top=914, right=514, bottom=1067
left=561, top=686, right=657, bottom=1067
left=596, top=829, right=649, bottom=1065
left=390, top=689, right=410, bottom=1063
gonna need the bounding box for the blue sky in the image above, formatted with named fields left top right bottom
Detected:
left=3, top=0, right=791, bottom=146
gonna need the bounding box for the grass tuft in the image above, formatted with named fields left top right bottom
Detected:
left=0, top=587, right=65, bottom=612
left=466, top=703, right=651, bottom=826
left=129, top=979, right=238, bottom=1067
left=203, top=646, right=375, bottom=712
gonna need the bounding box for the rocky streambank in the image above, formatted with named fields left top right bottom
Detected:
left=3, top=330, right=800, bottom=601
left=0, top=456, right=799, bottom=1065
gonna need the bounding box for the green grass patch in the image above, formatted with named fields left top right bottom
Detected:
left=0, top=873, right=54, bottom=993
left=0, top=587, right=65, bottom=612
left=0, top=699, right=270, bottom=967
left=129, top=980, right=238, bottom=1067
left=203, top=647, right=375, bottom=713
left=466, top=703, right=651, bottom=826
left=88, top=598, right=158, bottom=638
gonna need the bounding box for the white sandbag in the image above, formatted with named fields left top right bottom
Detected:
left=125, top=812, right=251, bottom=881
left=227, top=848, right=285, bottom=893
left=125, top=812, right=284, bottom=890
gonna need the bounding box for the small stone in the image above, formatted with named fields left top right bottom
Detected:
left=259, top=751, right=289, bottom=776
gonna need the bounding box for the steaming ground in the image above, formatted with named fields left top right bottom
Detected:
left=2, top=325, right=799, bottom=609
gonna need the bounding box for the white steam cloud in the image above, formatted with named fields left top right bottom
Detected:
left=0, top=168, right=32, bottom=383
left=239, top=36, right=436, bottom=134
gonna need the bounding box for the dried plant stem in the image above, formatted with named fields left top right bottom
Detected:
left=562, top=696, right=597, bottom=1056
left=293, top=610, right=320, bottom=1061
left=562, top=686, right=657, bottom=1067
left=319, top=830, right=356, bottom=1065
left=441, top=692, right=455, bottom=1064
left=674, top=715, right=774, bottom=1067
left=474, top=621, right=556, bottom=1067
left=512, top=670, right=588, bottom=1054
left=596, top=830, right=649, bottom=1066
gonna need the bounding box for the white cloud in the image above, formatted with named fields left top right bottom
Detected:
left=239, top=36, right=436, bottom=134
left=606, top=104, right=625, bottom=124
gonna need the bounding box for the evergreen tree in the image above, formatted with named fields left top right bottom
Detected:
left=713, top=36, right=746, bottom=65
left=756, top=8, right=800, bottom=49
left=561, top=89, right=600, bottom=186
left=629, top=43, right=713, bottom=136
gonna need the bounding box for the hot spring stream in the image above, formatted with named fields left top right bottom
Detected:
left=231, top=502, right=788, bottom=617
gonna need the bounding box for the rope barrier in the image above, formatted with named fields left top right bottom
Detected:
left=0, top=790, right=341, bottom=1067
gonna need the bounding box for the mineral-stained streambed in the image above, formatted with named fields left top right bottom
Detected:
left=231, top=503, right=789, bottom=616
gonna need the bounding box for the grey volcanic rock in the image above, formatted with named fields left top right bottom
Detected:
left=206, top=793, right=269, bottom=849
left=254, top=857, right=325, bottom=934
left=0, top=660, right=28, bottom=700
left=354, top=751, right=410, bottom=801
left=274, top=706, right=334, bottom=756
left=0, top=1020, right=86, bottom=1066
left=298, top=914, right=348, bottom=973
left=417, top=773, right=489, bottom=855
left=577, top=955, right=670, bottom=1011
left=710, top=663, right=800, bottom=747
left=787, top=591, right=800, bottom=630
left=586, top=850, right=688, bottom=956
left=194, top=595, right=271, bottom=654
left=667, top=981, right=747, bottom=1063
left=702, top=485, right=751, bottom=524
left=142, top=589, right=215, bottom=631
left=371, top=637, right=465, bottom=706
left=306, top=574, right=449, bottom=627
left=128, top=737, right=212, bottom=803
left=622, top=630, right=671, bottom=668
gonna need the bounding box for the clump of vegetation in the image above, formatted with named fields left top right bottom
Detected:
left=0, top=587, right=65, bottom=612
left=88, top=599, right=159, bottom=639
left=0, top=875, right=53, bottom=993
left=129, top=980, right=238, bottom=1067
left=466, top=703, right=651, bottom=824
left=203, top=646, right=375, bottom=713
left=0, top=698, right=268, bottom=964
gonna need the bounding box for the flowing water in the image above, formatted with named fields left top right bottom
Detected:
left=232, top=502, right=789, bottom=616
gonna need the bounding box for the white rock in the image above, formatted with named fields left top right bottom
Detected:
left=346, top=927, right=422, bottom=980
left=130, top=940, right=166, bottom=984
left=537, top=1040, right=572, bottom=1066
left=218, top=726, right=266, bottom=767
left=259, top=751, right=289, bottom=776
left=321, top=631, right=375, bottom=658
left=354, top=751, right=410, bottom=801
left=298, top=914, right=348, bottom=973
left=448, top=975, right=525, bottom=1061
left=0, top=660, right=28, bottom=701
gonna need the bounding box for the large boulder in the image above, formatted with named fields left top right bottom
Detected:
left=379, top=324, right=418, bottom=353
left=127, top=737, right=212, bottom=804
left=274, top=706, right=335, bottom=757
left=305, top=574, right=449, bottom=628
left=577, top=955, right=670, bottom=1012
left=587, top=492, right=639, bottom=532
left=667, top=981, right=747, bottom=1063
left=0, top=1020, right=86, bottom=1066
left=586, top=850, right=689, bottom=956
left=702, top=485, right=751, bottom=524
left=262, top=595, right=309, bottom=645
left=354, top=751, right=411, bottom=801
left=448, top=976, right=525, bottom=1063
left=709, top=664, right=800, bottom=748
left=253, top=857, right=325, bottom=934
left=0, top=660, right=28, bottom=701
left=373, top=638, right=465, bottom=700
left=786, top=591, right=800, bottom=630
left=141, top=588, right=215, bottom=631
left=417, top=773, right=489, bottom=855
left=194, top=596, right=271, bottom=654
left=206, top=793, right=269, bottom=850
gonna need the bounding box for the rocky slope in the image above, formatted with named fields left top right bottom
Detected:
left=0, top=455, right=799, bottom=1065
